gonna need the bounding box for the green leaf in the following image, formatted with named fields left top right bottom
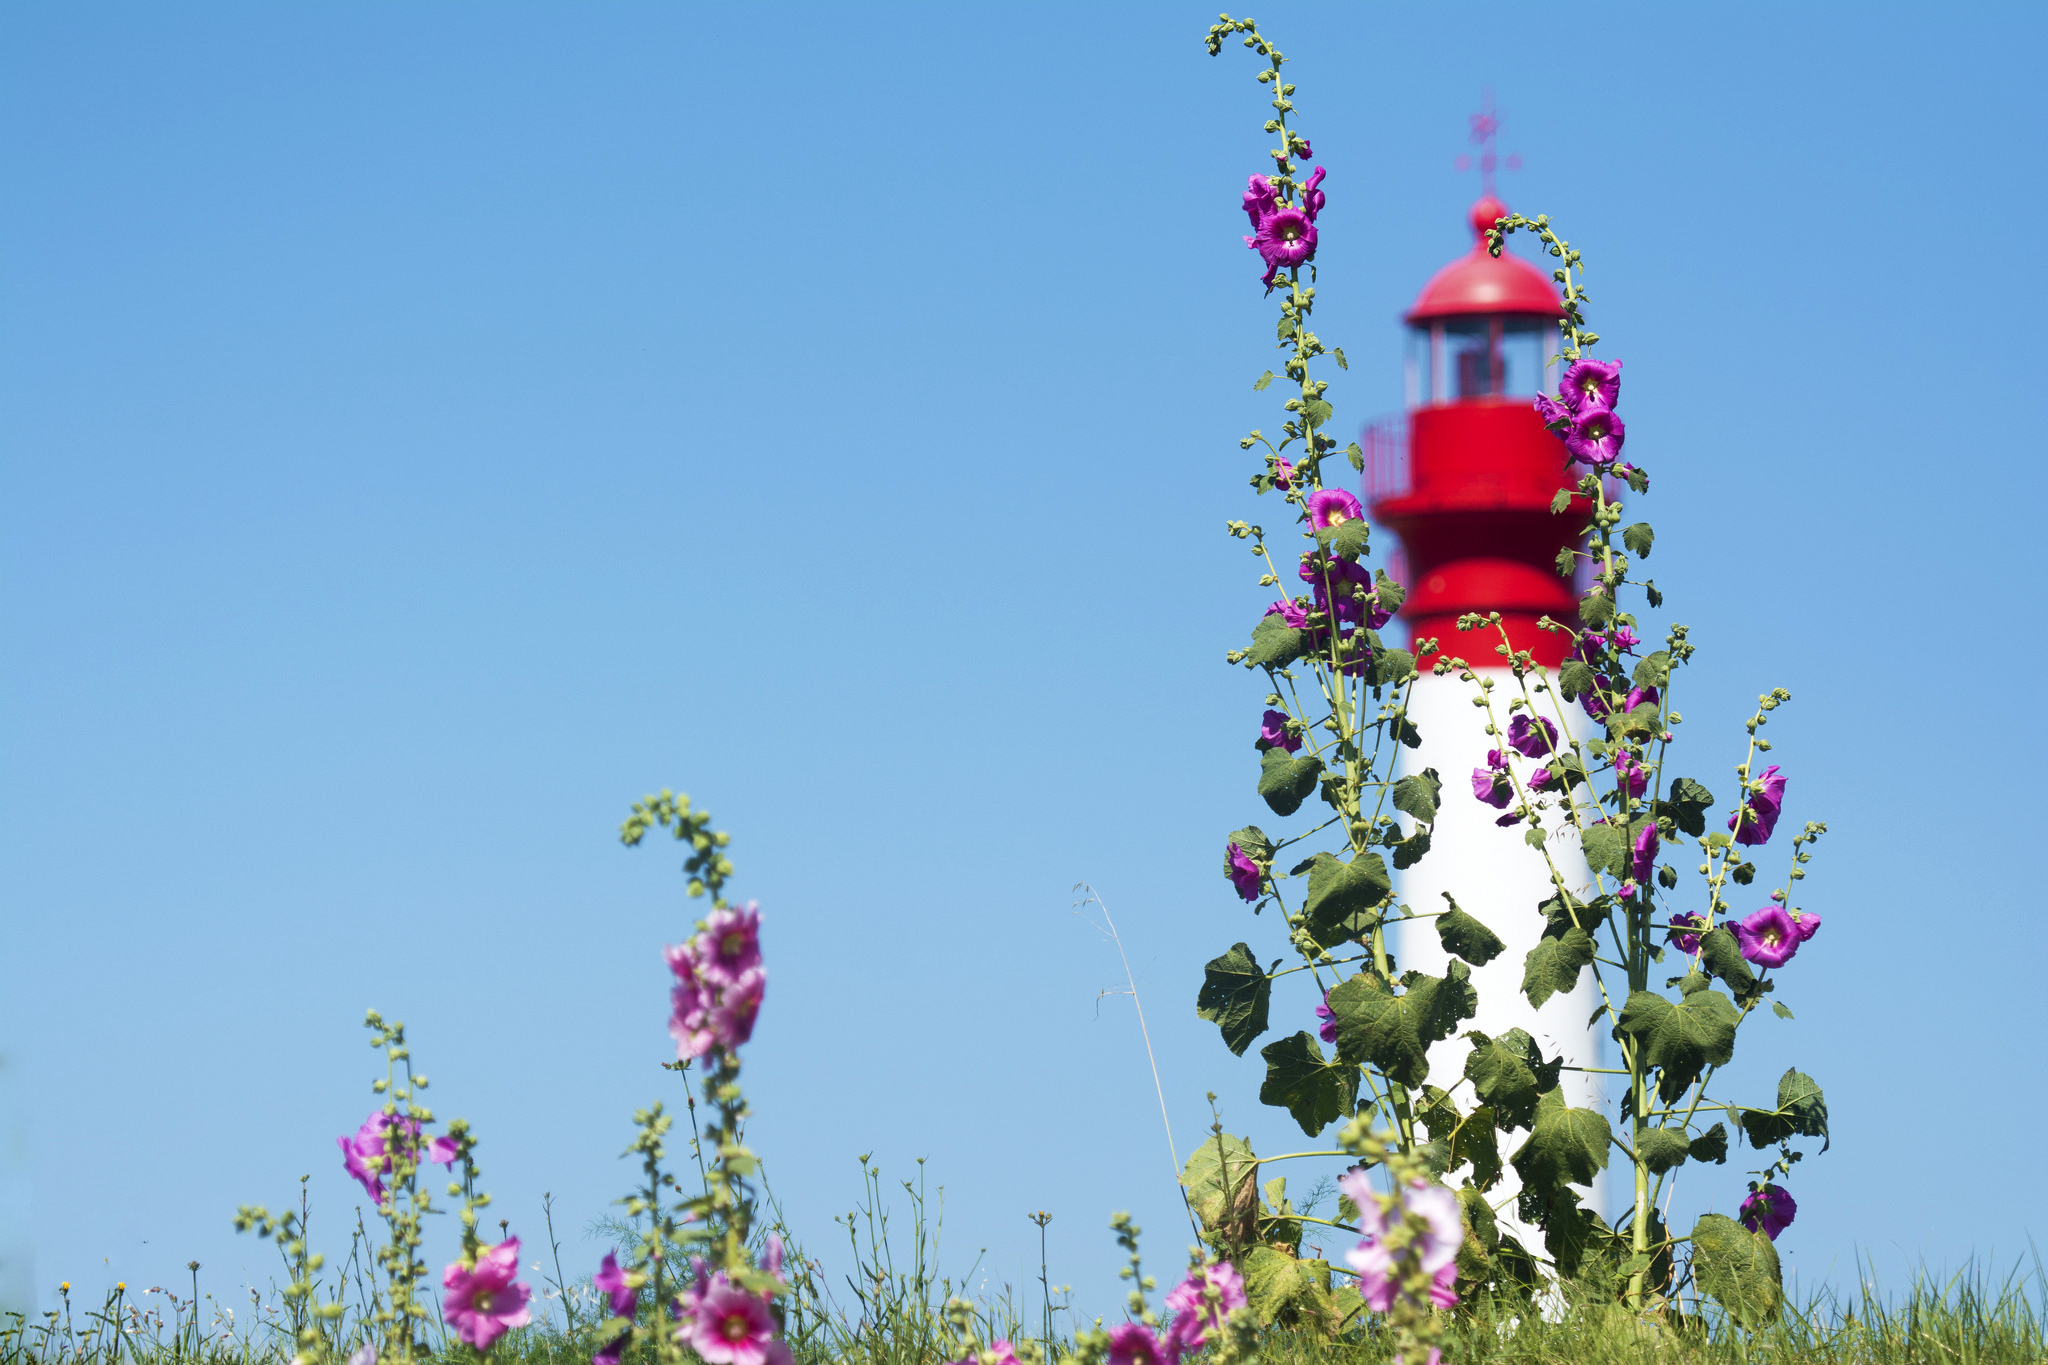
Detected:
left=1698, top=927, right=1762, bottom=1005
left=1253, top=370, right=1275, bottom=391
left=1617, top=987, right=1739, bottom=1104
left=1631, top=650, right=1672, bottom=690
left=1259, top=1031, right=1358, bottom=1137
left=1558, top=659, right=1597, bottom=701
left=1372, top=569, right=1407, bottom=614
left=1303, top=851, right=1390, bottom=943
left=1463, top=1028, right=1563, bottom=1131
left=1246, top=612, right=1312, bottom=669
left=1622, top=522, right=1655, bottom=559
left=1691, top=1213, right=1782, bottom=1328
left=1549, top=489, right=1572, bottom=514
left=1302, top=399, right=1333, bottom=430
left=1227, top=825, right=1274, bottom=863
left=1688, top=1122, right=1729, bottom=1165
left=1345, top=441, right=1364, bottom=472
left=1636, top=1126, right=1692, bottom=1176
left=1196, top=942, right=1271, bottom=1057
left=1332, top=347, right=1349, bottom=371
left=1437, top=898, right=1505, bottom=966
left=1772, top=1002, right=1795, bottom=1020
left=1240, top=1245, right=1328, bottom=1328
left=1329, top=518, right=1370, bottom=559
left=1257, top=748, right=1325, bottom=817
left=1663, top=778, right=1715, bottom=838
left=1391, top=769, right=1443, bottom=824
left=1579, top=591, right=1615, bottom=628
left=1523, top=824, right=1546, bottom=849
left=1372, top=648, right=1417, bottom=689
left=1327, top=961, right=1475, bottom=1087
left=1508, top=1088, right=1611, bottom=1194
left=1580, top=823, right=1628, bottom=879
left=1619, top=702, right=1662, bottom=738
left=1740, top=1069, right=1829, bottom=1151
left=1454, top=1107, right=1504, bottom=1192
left=1390, top=828, right=1431, bottom=871
left=1521, top=928, right=1595, bottom=1009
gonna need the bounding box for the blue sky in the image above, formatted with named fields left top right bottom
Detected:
left=3, top=0, right=2044, bottom=1325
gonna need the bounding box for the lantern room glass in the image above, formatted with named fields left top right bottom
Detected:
left=1404, top=315, right=1558, bottom=407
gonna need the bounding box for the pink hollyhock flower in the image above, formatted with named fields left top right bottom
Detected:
left=1614, top=750, right=1649, bottom=799
left=1258, top=709, right=1301, bottom=754
left=1507, top=713, right=1558, bottom=759
left=1559, top=358, right=1622, bottom=414
left=1307, top=489, right=1362, bottom=529
left=1225, top=843, right=1263, bottom=902
left=1631, top=823, right=1659, bottom=882
left=1789, top=909, right=1822, bottom=942
left=1609, top=626, right=1640, bottom=651
left=1534, top=393, right=1571, bottom=431
left=1529, top=766, right=1556, bottom=792
left=1564, top=407, right=1625, bottom=467
left=1164, top=1259, right=1247, bottom=1352
left=1430, top=1261, right=1459, bottom=1308
left=709, top=970, right=765, bottom=1050
left=1471, top=749, right=1512, bottom=810
left=1302, top=166, right=1327, bottom=221
left=1739, top=1184, right=1797, bottom=1240
left=1666, top=913, right=1707, bottom=955
left=592, top=1252, right=637, bottom=1365
left=1241, top=175, right=1278, bottom=233
left=1105, top=1322, right=1176, bottom=1365
left=1316, top=993, right=1337, bottom=1043
left=950, top=1343, right=1023, bottom=1365
left=696, top=903, right=763, bottom=987
left=1735, top=906, right=1801, bottom=969
left=338, top=1113, right=456, bottom=1205
left=1249, top=205, right=1318, bottom=287
left=685, top=1274, right=789, bottom=1365
left=1264, top=597, right=1309, bottom=630
left=1337, top=1171, right=1462, bottom=1312
left=443, top=1238, right=533, bottom=1352
left=1627, top=684, right=1660, bottom=713
left=1271, top=456, right=1294, bottom=490
left=669, top=970, right=715, bottom=1061
left=1302, top=556, right=1376, bottom=626
left=1729, top=765, right=1787, bottom=846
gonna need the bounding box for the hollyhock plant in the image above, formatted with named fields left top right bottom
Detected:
left=1105, top=1322, right=1175, bottom=1365
left=1790, top=908, right=1822, bottom=942
left=1631, top=823, right=1659, bottom=882
left=1564, top=406, right=1625, bottom=467
left=1507, top=713, right=1558, bottom=759
left=1739, top=1184, right=1797, bottom=1240
left=1666, top=913, right=1708, bottom=955
left=1336, top=1170, right=1462, bottom=1313
left=337, top=1112, right=455, bottom=1206
left=1249, top=205, right=1318, bottom=287
left=1301, top=165, right=1326, bottom=220
left=1271, top=455, right=1294, bottom=490
left=1241, top=174, right=1277, bottom=232
left=1735, top=906, right=1802, bottom=969
left=1258, top=708, right=1301, bottom=753
left=1560, top=357, right=1623, bottom=413
left=592, top=1253, right=638, bottom=1365
left=1614, top=750, right=1649, bottom=799
left=709, top=969, right=765, bottom=1049
left=685, top=1274, right=790, bottom=1365
left=443, top=1239, right=533, bottom=1352
left=1165, top=1259, right=1248, bottom=1352
left=1307, top=488, right=1362, bottom=529
left=1730, top=765, right=1787, bottom=846
left=1470, top=749, right=1512, bottom=810
left=1534, top=392, right=1571, bottom=431
left=1225, top=843, right=1263, bottom=901
left=696, top=903, right=763, bottom=986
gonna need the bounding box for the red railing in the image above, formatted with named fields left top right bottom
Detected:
left=1359, top=412, right=1410, bottom=508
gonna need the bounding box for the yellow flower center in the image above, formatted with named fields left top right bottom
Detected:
left=1325, top=509, right=1349, bottom=525
left=722, top=932, right=746, bottom=958
left=474, top=1290, right=495, bottom=1314
left=721, top=1312, right=753, bottom=1342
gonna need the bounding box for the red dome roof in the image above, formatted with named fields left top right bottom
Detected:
left=1405, top=196, right=1564, bottom=323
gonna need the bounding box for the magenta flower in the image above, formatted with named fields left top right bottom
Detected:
left=1734, top=905, right=1801, bottom=968
left=1580, top=675, right=1613, bottom=721
left=1337, top=1172, right=1462, bottom=1313
left=1164, top=1260, right=1247, bottom=1353
left=443, top=1239, right=533, bottom=1352
left=668, top=964, right=715, bottom=1061
left=1316, top=993, right=1337, bottom=1043
left=1564, top=408, right=1625, bottom=467
left=1534, top=393, right=1571, bottom=431
left=337, top=1112, right=456, bottom=1206
left=950, top=1343, right=1023, bottom=1365
left=1507, top=713, right=1558, bottom=759
left=1471, top=749, right=1512, bottom=810
left=1271, top=456, right=1294, bottom=490
left=1610, top=626, right=1640, bottom=651
left=1301, top=166, right=1326, bottom=221
left=684, top=1274, right=790, bottom=1365
left=1249, top=205, right=1318, bottom=287
left=710, top=969, right=765, bottom=1049
left=1560, top=358, right=1622, bottom=414
left=1614, top=750, right=1649, bottom=799
left=1264, top=597, right=1310, bottom=630
left=1631, top=823, right=1659, bottom=882
left=592, top=1253, right=638, bottom=1365
left=1259, top=708, right=1301, bottom=754
left=695, top=903, right=763, bottom=987
left=1105, top=1323, right=1176, bottom=1365
left=1529, top=766, right=1557, bottom=792
left=1666, top=913, right=1707, bottom=955
left=1307, top=489, right=1363, bottom=530
left=1241, top=175, right=1278, bottom=232
left=1729, top=765, right=1786, bottom=846
left=1297, top=139, right=1314, bottom=160
left=1789, top=908, right=1822, bottom=942
left=1627, top=684, right=1660, bottom=713
left=1225, top=843, right=1263, bottom=902
left=1739, top=1184, right=1797, bottom=1240
left=1303, top=556, right=1376, bottom=626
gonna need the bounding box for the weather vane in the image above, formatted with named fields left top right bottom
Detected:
left=1454, top=87, right=1521, bottom=198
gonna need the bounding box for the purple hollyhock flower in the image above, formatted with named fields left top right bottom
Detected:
left=1258, top=708, right=1301, bottom=754
left=1271, top=456, right=1294, bottom=490
left=1573, top=632, right=1607, bottom=665
left=1580, top=680, right=1612, bottom=722
left=1559, top=358, right=1623, bottom=414
left=1614, top=750, right=1649, bottom=799
left=1739, top=1185, right=1797, bottom=1241
left=1734, top=905, right=1801, bottom=969
left=442, top=1239, right=533, bottom=1352
left=1337, top=1172, right=1462, bottom=1314
left=684, top=1273, right=790, bottom=1365
left=1564, top=407, right=1625, bottom=467
left=1241, top=174, right=1277, bottom=232
left=1226, top=843, right=1263, bottom=901
left=1666, top=913, right=1707, bottom=954
left=1470, top=749, right=1512, bottom=810
left=1264, top=597, right=1309, bottom=630
left=1534, top=393, right=1572, bottom=431
left=695, top=903, right=763, bottom=988
left=1296, top=138, right=1314, bottom=160
left=1631, top=823, right=1659, bottom=881
left=709, top=969, right=765, bottom=1050
left=1163, top=1260, right=1248, bottom=1354
left=592, top=1252, right=638, bottom=1365
left=1307, top=489, right=1363, bottom=529
left=1105, top=1323, right=1175, bottom=1365
left=1316, top=992, right=1337, bottom=1043
left=1302, top=165, right=1327, bottom=221
left=1789, top=908, right=1822, bottom=942
left=1304, top=556, right=1374, bottom=626
left=338, top=1112, right=456, bottom=1206
left=1507, top=713, right=1559, bottom=759
left=1249, top=205, right=1318, bottom=287
left=1729, top=765, right=1786, bottom=846
left=1609, top=626, right=1640, bottom=651
left=1528, top=766, right=1556, bottom=791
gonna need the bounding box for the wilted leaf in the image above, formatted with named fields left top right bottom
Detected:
left=1691, top=1213, right=1781, bottom=1327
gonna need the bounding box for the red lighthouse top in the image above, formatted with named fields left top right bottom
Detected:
left=1406, top=196, right=1565, bottom=322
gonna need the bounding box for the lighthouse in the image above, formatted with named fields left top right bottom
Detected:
left=1369, top=193, right=1609, bottom=1245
